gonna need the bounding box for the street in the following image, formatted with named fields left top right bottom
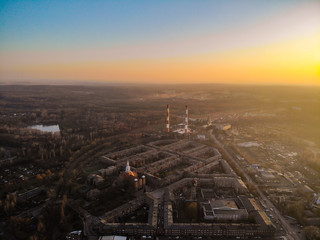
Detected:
left=209, top=130, right=300, bottom=240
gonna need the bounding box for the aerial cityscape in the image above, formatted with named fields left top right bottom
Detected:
left=0, top=1, right=320, bottom=240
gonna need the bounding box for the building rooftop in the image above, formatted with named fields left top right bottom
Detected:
left=261, top=171, right=276, bottom=179
left=210, top=199, right=238, bottom=210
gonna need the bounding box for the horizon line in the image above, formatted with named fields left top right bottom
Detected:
left=1, top=81, right=320, bottom=88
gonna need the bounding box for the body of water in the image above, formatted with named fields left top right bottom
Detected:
left=28, top=124, right=60, bottom=133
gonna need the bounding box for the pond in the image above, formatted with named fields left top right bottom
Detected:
left=28, top=124, right=60, bottom=133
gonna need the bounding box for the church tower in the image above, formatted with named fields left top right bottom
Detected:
left=125, top=161, right=131, bottom=174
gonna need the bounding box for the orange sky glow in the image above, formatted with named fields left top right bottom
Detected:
left=0, top=1, right=319, bottom=85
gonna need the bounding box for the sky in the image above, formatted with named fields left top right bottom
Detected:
left=0, top=0, right=319, bottom=85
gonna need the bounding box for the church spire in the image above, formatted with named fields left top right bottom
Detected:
left=125, top=161, right=131, bottom=173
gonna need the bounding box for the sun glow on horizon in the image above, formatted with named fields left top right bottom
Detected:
left=0, top=0, right=319, bottom=85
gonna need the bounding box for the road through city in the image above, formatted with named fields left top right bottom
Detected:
left=209, top=130, right=299, bottom=240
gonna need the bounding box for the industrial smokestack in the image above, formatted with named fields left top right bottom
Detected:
left=166, top=104, right=170, bottom=132
left=142, top=175, right=146, bottom=186
left=134, top=178, right=139, bottom=191
left=185, top=105, right=189, bottom=134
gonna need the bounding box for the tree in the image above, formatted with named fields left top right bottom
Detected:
left=4, top=193, right=17, bottom=216
left=186, top=202, right=198, bottom=222
left=246, top=181, right=258, bottom=196
left=36, top=174, right=43, bottom=181
left=286, top=201, right=304, bottom=222
left=304, top=226, right=320, bottom=240
left=60, top=194, right=67, bottom=222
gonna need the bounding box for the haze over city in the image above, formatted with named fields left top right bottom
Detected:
left=1, top=1, right=320, bottom=240
left=1, top=0, right=319, bottom=85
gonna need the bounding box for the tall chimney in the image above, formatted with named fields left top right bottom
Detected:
left=134, top=178, right=139, bottom=191
left=185, top=105, right=189, bottom=134
left=142, top=175, right=146, bottom=186
left=166, top=104, right=170, bottom=133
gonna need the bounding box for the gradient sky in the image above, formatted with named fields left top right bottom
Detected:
left=0, top=0, right=319, bottom=85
